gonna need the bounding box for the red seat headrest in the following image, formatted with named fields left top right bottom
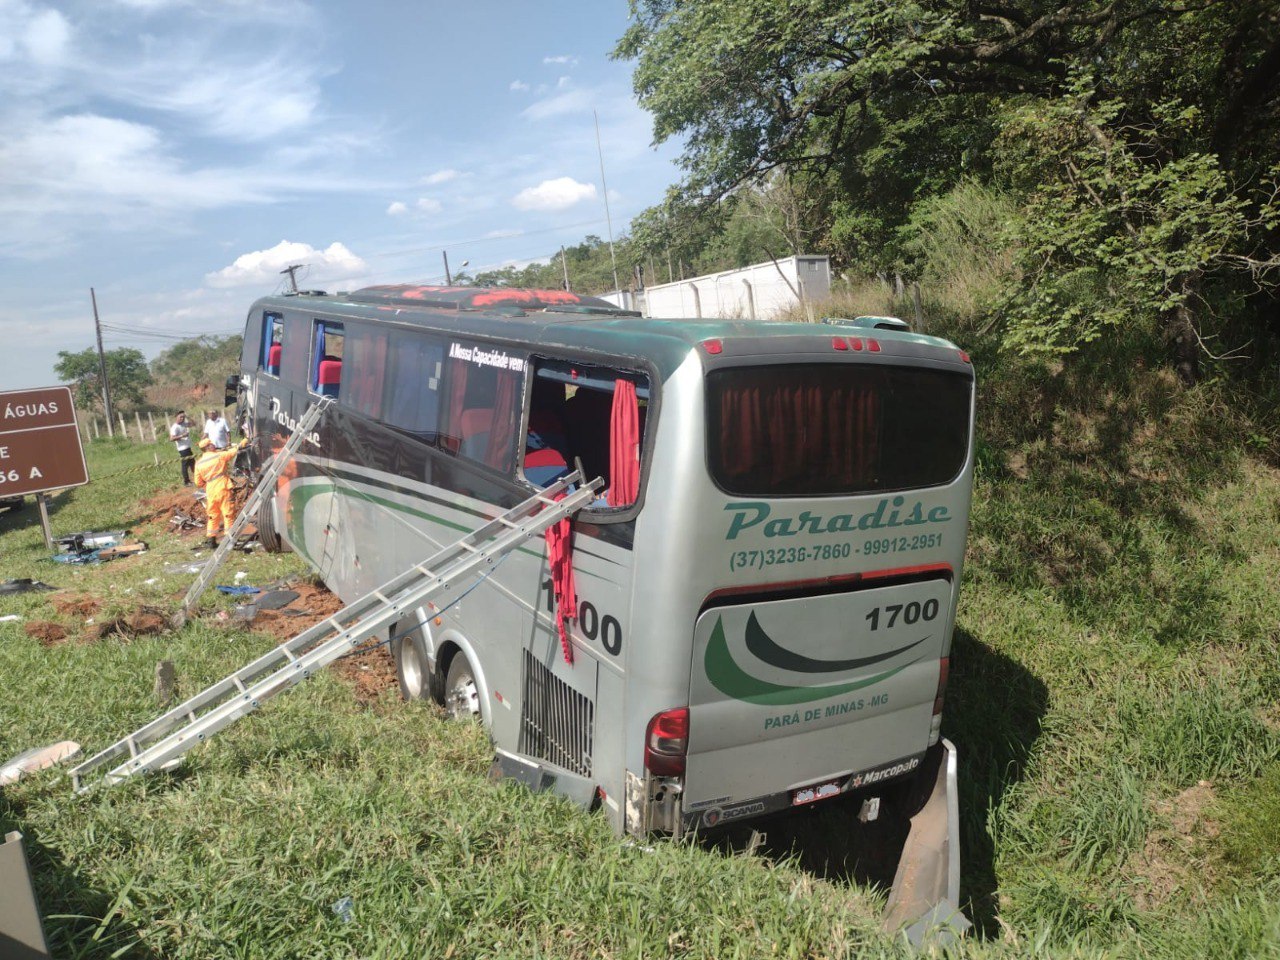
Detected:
left=317, top=359, right=342, bottom=385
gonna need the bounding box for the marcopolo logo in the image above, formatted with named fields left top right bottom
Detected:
left=724, top=498, right=951, bottom=541
left=704, top=612, right=924, bottom=706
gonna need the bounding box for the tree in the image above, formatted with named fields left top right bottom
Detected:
left=55, top=347, right=153, bottom=410
left=616, top=0, right=1280, bottom=378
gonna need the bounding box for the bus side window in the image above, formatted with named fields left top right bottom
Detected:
left=311, top=321, right=344, bottom=397
left=524, top=362, right=647, bottom=508
left=261, top=313, right=284, bottom=377
left=440, top=341, right=524, bottom=474
left=384, top=333, right=443, bottom=439
left=340, top=323, right=387, bottom=419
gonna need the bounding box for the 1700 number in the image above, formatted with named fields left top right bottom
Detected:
left=865, top=599, right=940, bottom=631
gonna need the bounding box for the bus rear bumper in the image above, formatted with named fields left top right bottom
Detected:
left=881, top=737, right=971, bottom=946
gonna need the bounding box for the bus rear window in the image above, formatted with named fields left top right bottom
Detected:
left=706, top=364, right=970, bottom=496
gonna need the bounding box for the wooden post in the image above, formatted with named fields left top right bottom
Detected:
left=118, top=413, right=128, bottom=440
left=154, top=660, right=176, bottom=706
left=35, top=493, right=54, bottom=551
left=91, top=417, right=100, bottom=440
left=147, top=411, right=157, bottom=441
left=135, top=411, right=145, bottom=441
left=912, top=282, right=924, bottom=332
left=104, top=410, right=113, bottom=437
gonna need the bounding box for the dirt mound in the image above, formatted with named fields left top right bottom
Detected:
left=88, top=606, right=170, bottom=641
left=252, top=580, right=346, bottom=640
left=53, top=594, right=101, bottom=618
left=25, top=621, right=68, bottom=645
left=334, top=644, right=398, bottom=705
left=140, top=488, right=206, bottom=534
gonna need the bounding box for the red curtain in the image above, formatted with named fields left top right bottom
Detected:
left=442, top=358, right=469, bottom=452
left=607, top=379, right=640, bottom=507
left=716, top=374, right=880, bottom=491
left=485, top=369, right=519, bottom=471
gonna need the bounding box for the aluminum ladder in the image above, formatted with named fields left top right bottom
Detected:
left=70, top=470, right=603, bottom=792
left=176, top=396, right=333, bottom=625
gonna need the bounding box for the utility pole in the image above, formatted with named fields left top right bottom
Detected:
left=280, top=264, right=302, bottom=293
left=560, top=246, right=571, bottom=291
left=442, top=251, right=453, bottom=286
left=594, top=109, right=620, bottom=294
left=90, top=287, right=115, bottom=431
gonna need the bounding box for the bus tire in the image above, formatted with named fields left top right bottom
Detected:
left=444, top=653, right=483, bottom=722
left=256, top=489, right=284, bottom=553
left=394, top=631, right=433, bottom=702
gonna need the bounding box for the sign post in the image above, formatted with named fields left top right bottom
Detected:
left=0, top=386, right=90, bottom=550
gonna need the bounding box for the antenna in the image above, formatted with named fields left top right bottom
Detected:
left=594, top=109, right=620, bottom=293
left=280, top=264, right=303, bottom=294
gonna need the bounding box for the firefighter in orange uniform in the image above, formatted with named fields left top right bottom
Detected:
left=194, top=436, right=249, bottom=548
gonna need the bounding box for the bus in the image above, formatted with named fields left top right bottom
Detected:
left=232, top=284, right=974, bottom=874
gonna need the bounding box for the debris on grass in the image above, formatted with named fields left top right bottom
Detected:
left=256, top=589, right=300, bottom=610
left=0, top=740, right=80, bottom=787
left=24, top=621, right=68, bottom=645
left=0, top=579, right=56, bottom=595
left=0, top=614, right=21, bottom=623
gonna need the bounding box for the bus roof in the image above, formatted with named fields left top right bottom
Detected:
left=255, top=284, right=967, bottom=379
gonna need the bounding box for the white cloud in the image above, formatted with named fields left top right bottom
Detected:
left=521, top=89, right=593, bottom=121
left=543, top=55, right=577, bottom=66
left=386, top=200, right=407, bottom=215
left=22, top=9, right=71, bottom=65
left=557, top=75, right=571, bottom=89
left=206, top=241, right=367, bottom=288
left=103, top=55, right=322, bottom=141
left=0, top=2, right=72, bottom=68
left=484, top=228, right=523, bottom=240
left=511, top=177, right=596, bottom=212
left=415, top=197, right=441, bottom=214
left=509, top=79, right=529, bottom=92
left=421, top=169, right=459, bottom=185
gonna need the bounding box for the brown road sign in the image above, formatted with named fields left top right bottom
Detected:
left=0, top=386, right=89, bottom=498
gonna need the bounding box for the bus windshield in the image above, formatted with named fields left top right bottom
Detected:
left=706, top=363, right=970, bottom=497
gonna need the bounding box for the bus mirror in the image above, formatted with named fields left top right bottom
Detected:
left=224, top=374, right=239, bottom=408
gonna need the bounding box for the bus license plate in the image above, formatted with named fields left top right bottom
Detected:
left=792, top=780, right=842, bottom=806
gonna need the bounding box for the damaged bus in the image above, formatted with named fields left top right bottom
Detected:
left=232, top=285, right=975, bottom=932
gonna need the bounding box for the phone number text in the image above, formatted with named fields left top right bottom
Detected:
left=729, top=534, right=943, bottom=572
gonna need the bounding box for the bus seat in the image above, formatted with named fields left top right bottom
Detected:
left=524, top=447, right=569, bottom=487
left=526, top=408, right=567, bottom=453
left=317, top=358, right=342, bottom=397
left=267, top=343, right=282, bottom=375
left=459, top=408, right=493, bottom=460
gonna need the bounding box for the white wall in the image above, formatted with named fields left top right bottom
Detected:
left=639, top=256, right=831, bottom=320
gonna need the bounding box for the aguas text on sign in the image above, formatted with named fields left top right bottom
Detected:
left=0, top=386, right=89, bottom=497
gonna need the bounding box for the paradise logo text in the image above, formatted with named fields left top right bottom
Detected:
left=724, top=498, right=951, bottom=541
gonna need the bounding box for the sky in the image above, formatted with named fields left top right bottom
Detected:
left=0, top=0, right=683, bottom=390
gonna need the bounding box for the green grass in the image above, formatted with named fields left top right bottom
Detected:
left=4, top=379, right=1280, bottom=957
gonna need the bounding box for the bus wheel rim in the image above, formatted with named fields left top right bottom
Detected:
left=446, top=674, right=480, bottom=720
left=401, top=639, right=424, bottom=697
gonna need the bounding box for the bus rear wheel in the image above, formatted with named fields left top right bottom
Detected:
left=394, top=630, right=439, bottom=702
left=444, top=654, right=482, bottom=722
left=256, top=489, right=284, bottom=553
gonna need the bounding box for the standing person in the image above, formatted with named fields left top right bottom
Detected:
left=203, top=408, right=230, bottom=450
left=193, top=436, right=248, bottom=547
left=169, top=411, right=195, bottom=485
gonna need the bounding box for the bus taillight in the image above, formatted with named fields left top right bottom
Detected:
left=645, top=707, right=689, bottom=777
left=929, top=656, right=950, bottom=746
